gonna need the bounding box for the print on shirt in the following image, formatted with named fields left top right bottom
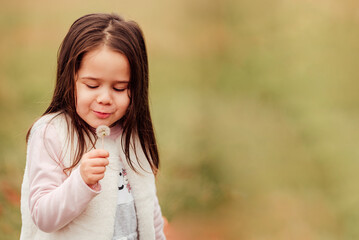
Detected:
left=117, top=168, right=134, bottom=205
left=118, top=172, right=124, bottom=190
left=122, top=168, right=131, bottom=193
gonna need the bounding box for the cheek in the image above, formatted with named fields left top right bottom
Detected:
left=75, top=87, right=81, bottom=112
left=76, top=87, right=92, bottom=112
left=122, top=95, right=131, bottom=110
left=116, top=94, right=131, bottom=112
left=75, top=83, right=82, bottom=108
left=123, top=89, right=131, bottom=104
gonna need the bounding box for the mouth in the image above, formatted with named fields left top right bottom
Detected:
left=93, top=111, right=111, bottom=119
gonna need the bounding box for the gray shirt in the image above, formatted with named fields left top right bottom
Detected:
left=112, top=164, right=138, bottom=240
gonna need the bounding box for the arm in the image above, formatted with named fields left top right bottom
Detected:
left=153, top=195, right=166, bottom=240
left=27, top=124, right=100, bottom=232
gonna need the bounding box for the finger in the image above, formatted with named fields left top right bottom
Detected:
left=85, top=149, right=109, bottom=158
left=91, top=173, right=105, bottom=182
left=89, top=158, right=109, bottom=167
left=90, top=166, right=107, bottom=174
left=85, top=173, right=105, bottom=185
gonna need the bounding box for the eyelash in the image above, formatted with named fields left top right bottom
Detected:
left=86, top=85, right=126, bottom=92
left=113, top=88, right=126, bottom=92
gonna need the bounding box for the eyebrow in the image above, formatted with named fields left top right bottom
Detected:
left=80, top=76, right=129, bottom=83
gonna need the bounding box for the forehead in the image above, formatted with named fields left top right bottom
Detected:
left=78, top=46, right=130, bottom=81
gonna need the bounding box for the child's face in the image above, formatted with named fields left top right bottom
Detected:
left=75, top=46, right=131, bottom=128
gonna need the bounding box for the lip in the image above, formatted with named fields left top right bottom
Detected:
left=93, top=111, right=111, bottom=119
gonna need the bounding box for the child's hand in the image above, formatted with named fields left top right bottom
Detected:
left=79, top=149, right=109, bottom=186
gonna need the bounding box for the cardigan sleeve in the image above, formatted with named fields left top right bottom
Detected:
left=27, top=123, right=100, bottom=233
left=153, top=194, right=166, bottom=239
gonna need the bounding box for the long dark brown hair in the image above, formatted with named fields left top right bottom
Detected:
left=27, top=13, right=159, bottom=174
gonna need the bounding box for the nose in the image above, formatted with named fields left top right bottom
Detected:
left=96, top=88, right=112, bottom=105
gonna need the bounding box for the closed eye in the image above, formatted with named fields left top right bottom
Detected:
left=86, top=85, right=98, bottom=89
left=113, top=87, right=126, bottom=92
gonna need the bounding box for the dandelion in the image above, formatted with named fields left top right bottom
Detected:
left=96, top=125, right=110, bottom=149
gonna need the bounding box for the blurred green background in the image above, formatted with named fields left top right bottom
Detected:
left=2, top=0, right=359, bottom=239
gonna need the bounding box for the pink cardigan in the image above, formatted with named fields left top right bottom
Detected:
left=25, top=121, right=165, bottom=238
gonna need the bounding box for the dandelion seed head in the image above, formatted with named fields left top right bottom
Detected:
left=96, top=125, right=111, bottom=138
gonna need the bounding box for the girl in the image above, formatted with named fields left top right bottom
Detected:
left=20, top=13, right=166, bottom=240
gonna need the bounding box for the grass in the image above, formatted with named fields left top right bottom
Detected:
left=1, top=0, right=359, bottom=239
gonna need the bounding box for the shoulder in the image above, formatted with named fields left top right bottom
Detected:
left=27, top=112, right=74, bottom=167
left=29, top=112, right=69, bottom=141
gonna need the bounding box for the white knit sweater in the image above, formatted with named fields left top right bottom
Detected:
left=20, top=113, right=157, bottom=240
